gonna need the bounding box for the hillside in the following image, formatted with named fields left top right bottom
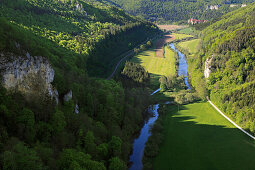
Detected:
left=0, top=0, right=159, bottom=169
left=190, top=2, right=255, bottom=134
left=108, top=0, right=254, bottom=23
left=0, top=0, right=159, bottom=77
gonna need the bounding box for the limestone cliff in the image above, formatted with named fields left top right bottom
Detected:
left=0, top=52, right=58, bottom=101
left=204, top=57, right=213, bottom=79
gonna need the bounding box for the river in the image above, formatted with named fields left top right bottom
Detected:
left=129, top=43, right=190, bottom=170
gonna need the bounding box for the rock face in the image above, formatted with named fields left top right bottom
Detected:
left=0, top=52, right=58, bottom=101
left=64, top=90, right=72, bottom=102
left=204, top=57, right=213, bottom=79
left=75, top=104, right=79, bottom=114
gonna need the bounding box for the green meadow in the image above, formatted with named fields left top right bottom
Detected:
left=154, top=102, right=255, bottom=170
left=172, top=33, right=193, bottom=40
left=178, top=38, right=201, bottom=54
left=131, top=45, right=176, bottom=87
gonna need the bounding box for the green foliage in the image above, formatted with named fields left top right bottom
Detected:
left=3, top=142, right=44, bottom=170
left=51, top=110, right=66, bottom=135
left=121, top=61, right=150, bottom=84
left=57, top=149, right=106, bottom=170
left=159, top=75, right=186, bottom=92
left=109, top=157, right=127, bottom=170
left=17, top=108, right=36, bottom=143
left=108, top=136, right=122, bottom=157
left=110, top=0, right=254, bottom=23
left=189, top=2, right=255, bottom=133
left=0, top=0, right=156, bottom=168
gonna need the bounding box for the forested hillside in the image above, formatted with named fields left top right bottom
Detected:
left=189, top=2, right=255, bottom=134
left=0, top=0, right=159, bottom=77
left=0, top=0, right=159, bottom=169
left=108, top=0, right=254, bottom=23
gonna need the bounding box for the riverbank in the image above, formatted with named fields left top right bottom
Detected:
left=149, top=32, right=255, bottom=170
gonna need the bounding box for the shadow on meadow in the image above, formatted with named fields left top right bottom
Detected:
left=155, top=104, right=255, bottom=170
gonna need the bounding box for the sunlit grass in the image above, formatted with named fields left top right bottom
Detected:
left=154, top=102, right=255, bottom=170
left=178, top=39, right=201, bottom=54
left=178, top=27, right=194, bottom=34
left=131, top=45, right=175, bottom=87
left=172, top=33, right=193, bottom=40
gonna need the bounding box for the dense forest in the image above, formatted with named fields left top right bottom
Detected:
left=0, top=0, right=160, bottom=169
left=189, top=2, right=255, bottom=134
left=108, top=0, right=254, bottom=23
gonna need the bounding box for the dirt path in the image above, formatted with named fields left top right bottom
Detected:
left=156, top=34, right=176, bottom=58
left=207, top=97, right=255, bottom=140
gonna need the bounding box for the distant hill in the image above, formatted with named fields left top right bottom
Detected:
left=108, top=0, right=254, bottom=23
left=190, top=2, right=255, bottom=134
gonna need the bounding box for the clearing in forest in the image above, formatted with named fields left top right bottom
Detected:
left=178, top=39, right=201, bottom=54
left=154, top=102, right=255, bottom=170
left=131, top=45, right=175, bottom=87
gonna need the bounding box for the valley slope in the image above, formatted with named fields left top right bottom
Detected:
left=190, top=2, right=255, bottom=136
left=0, top=0, right=160, bottom=169
left=107, top=0, right=254, bottom=23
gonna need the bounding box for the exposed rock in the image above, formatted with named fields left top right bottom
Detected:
left=230, top=4, right=238, bottom=8
left=15, top=42, right=21, bottom=49
left=204, top=57, right=213, bottom=78
left=206, top=5, right=219, bottom=10
left=0, top=52, right=59, bottom=102
left=75, top=104, right=79, bottom=114
left=64, top=90, right=72, bottom=102
left=75, top=3, right=84, bottom=12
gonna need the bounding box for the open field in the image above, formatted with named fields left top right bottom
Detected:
left=178, top=27, right=194, bottom=34
left=178, top=39, right=201, bottom=54
left=154, top=102, right=255, bottom=170
left=131, top=45, right=175, bottom=87
left=172, top=33, right=193, bottom=40
left=158, top=25, right=186, bottom=31
left=156, top=34, right=176, bottom=58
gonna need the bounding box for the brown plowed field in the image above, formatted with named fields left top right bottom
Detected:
left=156, top=34, right=176, bottom=58
left=158, top=25, right=185, bottom=31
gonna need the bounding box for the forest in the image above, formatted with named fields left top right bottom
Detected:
left=108, top=0, right=254, bottom=23
left=0, top=0, right=160, bottom=169
left=189, top=2, right=255, bottom=134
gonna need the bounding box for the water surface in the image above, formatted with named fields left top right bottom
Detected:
left=129, top=43, right=191, bottom=170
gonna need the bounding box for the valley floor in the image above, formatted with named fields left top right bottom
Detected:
left=154, top=102, right=255, bottom=170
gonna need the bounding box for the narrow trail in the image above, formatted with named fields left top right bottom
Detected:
left=207, top=97, right=255, bottom=140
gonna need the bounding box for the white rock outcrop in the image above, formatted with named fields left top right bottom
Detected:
left=64, top=90, right=72, bottom=102
left=0, top=52, right=58, bottom=101
left=75, top=104, right=79, bottom=114
left=204, top=57, right=213, bottom=78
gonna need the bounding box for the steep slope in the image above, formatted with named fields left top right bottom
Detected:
left=0, top=0, right=159, bottom=77
left=190, top=2, right=255, bottom=134
left=109, top=0, right=254, bottom=23
left=0, top=0, right=158, bottom=169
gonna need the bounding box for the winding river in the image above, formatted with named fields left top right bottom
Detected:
left=129, top=43, right=190, bottom=170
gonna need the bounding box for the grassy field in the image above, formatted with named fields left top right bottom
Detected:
left=154, top=102, right=255, bottom=170
left=131, top=45, right=175, bottom=87
left=178, top=39, right=201, bottom=54
left=172, top=33, right=193, bottom=40
left=177, top=27, right=194, bottom=34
